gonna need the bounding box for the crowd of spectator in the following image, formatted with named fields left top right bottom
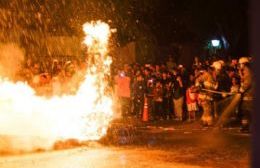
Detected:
left=114, top=55, right=254, bottom=127
left=17, top=57, right=87, bottom=96
left=16, top=54, right=253, bottom=129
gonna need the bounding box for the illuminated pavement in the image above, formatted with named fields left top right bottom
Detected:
left=0, top=147, right=205, bottom=168
left=0, top=121, right=250, bottom=168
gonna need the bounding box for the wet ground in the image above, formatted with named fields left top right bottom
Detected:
left=0, top=119, right=251, bottom=168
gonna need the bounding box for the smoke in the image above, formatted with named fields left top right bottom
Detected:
left=0, top=43, right=56, bottom=154
left=0, top=135, right=52, bottom=155
left=0, top=21, right=114, bottom=155
left=0, top=43, right=24, bottom=80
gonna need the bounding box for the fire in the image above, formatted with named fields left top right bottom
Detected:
left=0, top=21, right=114, bottom=150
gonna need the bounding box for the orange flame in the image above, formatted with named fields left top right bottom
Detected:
left=0, top=21, right=114, bottom=150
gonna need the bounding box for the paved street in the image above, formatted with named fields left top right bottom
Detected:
left=0, top=120, right=250, bottom=168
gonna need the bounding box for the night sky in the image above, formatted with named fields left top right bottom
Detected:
left=133, top=0, right=249, bottom=56
left=0, top=0, right=249, bottom=61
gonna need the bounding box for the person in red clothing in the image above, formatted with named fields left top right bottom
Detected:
left=186, top=85, right=199, bottom=121
left=114, top=70, right=131, bottom=118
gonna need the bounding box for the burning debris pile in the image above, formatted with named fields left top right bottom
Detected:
left=0, top=21, right=114, bottom=154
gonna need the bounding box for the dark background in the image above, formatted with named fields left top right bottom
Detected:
left=0, top=1, right=259, bottom=167
left=0, top=0, right=249, bottom=65
left=251, top=0, right=260, bottom=167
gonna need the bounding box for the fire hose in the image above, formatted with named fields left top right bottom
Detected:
left=199, top=88, right=242, bottom=128
left=201, top=88, right=236, bottom=96
left=200, top=88, right=253, bottom=129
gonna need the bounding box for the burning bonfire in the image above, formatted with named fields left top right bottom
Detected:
left=0, top=21, right=114, bottom=152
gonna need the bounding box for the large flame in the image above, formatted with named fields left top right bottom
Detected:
left=0, top=21, right=113, bottom=150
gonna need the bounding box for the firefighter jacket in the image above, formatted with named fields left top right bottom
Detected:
left=195, top=71, right=217, bottom=101
left=240, top=66, right=254, bottom=101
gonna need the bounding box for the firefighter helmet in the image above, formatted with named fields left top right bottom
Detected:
left=239, top=57, right=249, bottom=64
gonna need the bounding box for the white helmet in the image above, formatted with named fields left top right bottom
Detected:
left=211, top=61, right=222, bottom=70
left=239, top=57, right=249, bottom=64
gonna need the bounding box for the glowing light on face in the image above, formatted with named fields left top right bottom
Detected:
left=0, top=21, right=114, bottom=150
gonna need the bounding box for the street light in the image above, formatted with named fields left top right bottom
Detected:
left=211, top=39, right=220, bottom=55
left=211, top=39, right=220, bottom=47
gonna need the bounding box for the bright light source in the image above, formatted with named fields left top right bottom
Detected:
left=211, top=40, right=220, bottom=47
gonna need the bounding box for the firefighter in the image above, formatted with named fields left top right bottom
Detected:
left=196, top=67, right=218, bottom=126
left=211, top=61, right=231, bottom=119
left=238, top=57, right=254, bottom=132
